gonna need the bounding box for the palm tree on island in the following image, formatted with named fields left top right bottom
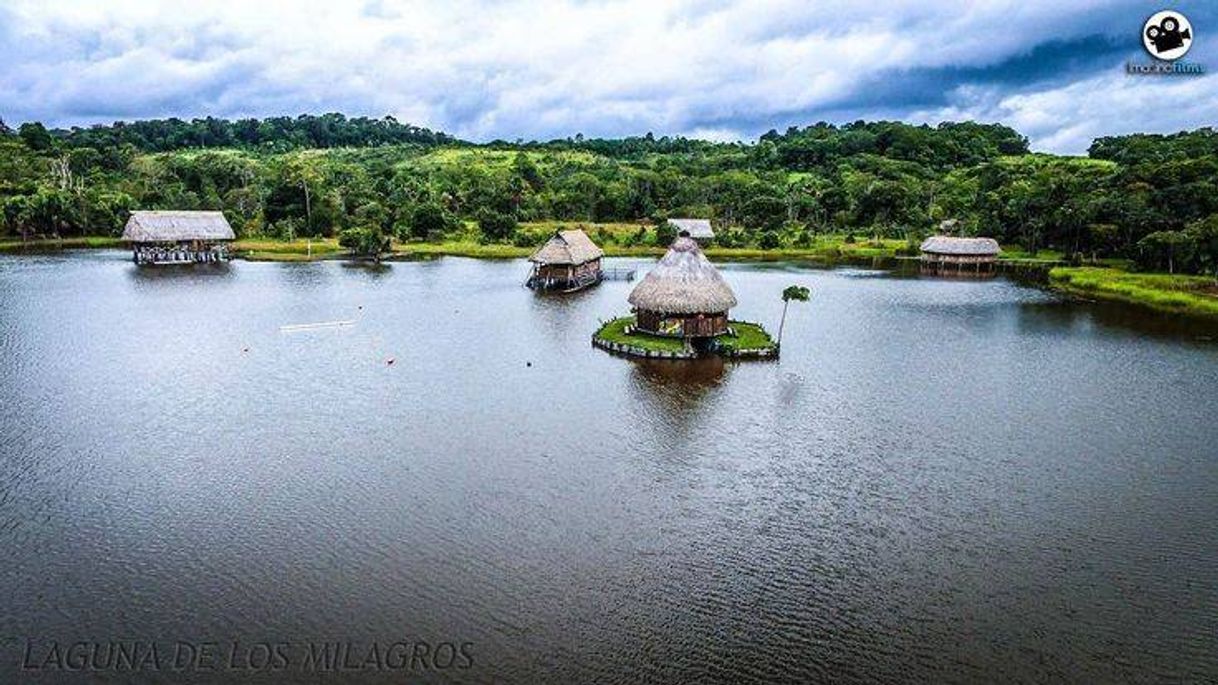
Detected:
left=777, top=285, right=811, bottom=347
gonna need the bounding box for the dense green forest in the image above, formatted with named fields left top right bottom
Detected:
left=1, top=113, right=1216, bottom=274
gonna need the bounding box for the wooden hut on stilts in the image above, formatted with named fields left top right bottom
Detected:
left=919, top=236, right=1001, bottom=277
left=122, top=211, right=236, bottom=265
left=627, top=231, right=738, bottom=338
left=527, top=229, right=605, bottom=291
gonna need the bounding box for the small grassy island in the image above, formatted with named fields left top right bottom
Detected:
left=593, top=317, right=778, bottom=359
left=594, top=231, right=780, bottom=360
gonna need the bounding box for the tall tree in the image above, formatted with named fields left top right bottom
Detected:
left=777, top=285, right=811, bottom=347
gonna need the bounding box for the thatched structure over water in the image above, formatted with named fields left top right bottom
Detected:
left=527, top=229, right=605, bottom=291
left=122, top=211, right=235, bottom=265
left=628, top=233, right=737, bottom=337
left=920, top=236, right=1000, bottom=276
left=667, top=218, right=714, bottom=241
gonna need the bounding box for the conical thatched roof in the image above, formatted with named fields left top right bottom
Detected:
left=122, top=211, right=235, bottom=242
left=529, top=229, right=604, bottom=265
left=628, top=235, right=737, bottom=314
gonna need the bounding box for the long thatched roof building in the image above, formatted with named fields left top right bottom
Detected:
left=122, top=211, right=235, bottom=243
left=121, top=211, right=235, bottom=264
left=920, top=236, right=1001, bottom=276
left=527, top=229, right=605, bottom=291
left=920, top=236, right=1000, bottom=256
left=628, top=232, right=737, bottom=337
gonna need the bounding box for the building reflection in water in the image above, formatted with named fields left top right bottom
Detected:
left=625, top=356, right=730, bottom=440
left=126, top=261, right=233, bottom=288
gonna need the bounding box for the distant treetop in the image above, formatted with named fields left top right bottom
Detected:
left=24, top=114, right=1036, bottom=167
left=1088, top=127, right=1218, bottom=165
left=48, top=113, right=455, bottom=152
left=758, top=120, right=1030, bottom=171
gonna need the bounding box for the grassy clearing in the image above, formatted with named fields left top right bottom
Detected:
left=0, top=236, right=124, bottom=251
left=995, top=247, right=1065, bottom=262
left=393, top=241, right=530, bottom=259
left=520, top=220, right=642, bottom=240
left=233, top=238, right=346, bottom=261
left=1049, top=267, right=1218, bottom=318
left=418, top=147, right=601, bottom=169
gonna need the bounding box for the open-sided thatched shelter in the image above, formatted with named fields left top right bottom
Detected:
left=920, top=236, right=1000, bottom=276
left=627, top=232, right=737, bottom=337
left=527, top=229, right=604, bottom=291
left=667, top=218, right=714, bottom=242
left=122, top=211, right=235, bottom=265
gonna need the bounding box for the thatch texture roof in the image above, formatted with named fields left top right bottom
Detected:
left=920, top=236, right=1000, bottom=256
left=628, top=236, right=738, bottom=314
left=122, top=211, right=235, bottom=243
left=668, top=218, right=714, bottom=239
left=529, top=229, right=604, bottom=265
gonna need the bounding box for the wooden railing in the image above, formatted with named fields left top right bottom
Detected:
left=602, top=267, right=636, bottom=281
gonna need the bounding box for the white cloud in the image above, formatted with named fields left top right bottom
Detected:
left=0, top=0, right=1214, bottom=152
left=914, top=68, right=1218, bottom=154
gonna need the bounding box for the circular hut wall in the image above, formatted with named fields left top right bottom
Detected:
left=636, top=310, right=729, bottom=337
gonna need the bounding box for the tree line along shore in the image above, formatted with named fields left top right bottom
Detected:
left=0, top=114, right=1215, bottom=318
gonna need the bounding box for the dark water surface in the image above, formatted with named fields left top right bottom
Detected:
left=1, top=251, right=1216, bottom=684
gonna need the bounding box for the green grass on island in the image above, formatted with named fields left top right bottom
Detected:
left=594, top=317, right=689, bottom=353
left=594, top=317, right=777, bottom=355
left=714, top=321, right=778, bottom=353
left=1049, top=267, right=1218, bottom=319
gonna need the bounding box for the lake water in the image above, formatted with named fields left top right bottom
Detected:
left=1, top=251, right=1216, bottom=684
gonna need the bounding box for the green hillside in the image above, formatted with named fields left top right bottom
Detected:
left=0, top=115, right=1216, bottom=276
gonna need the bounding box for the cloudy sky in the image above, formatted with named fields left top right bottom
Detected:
left=1, top=0, right=1214, bottom=153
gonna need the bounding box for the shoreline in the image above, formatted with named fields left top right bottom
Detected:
left=4, top=236, right=1215, bottom=321
left=0, top=234, right=1058, bottom=264
left=1048, top=267, right=1218, bottom=320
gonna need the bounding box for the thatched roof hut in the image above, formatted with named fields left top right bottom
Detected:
left=529, top=229, right=603, bottom=266
left=527, top=229, right=605, bottom=291
left=121, top=211, right=235, bottom=264
left=920, top=236, right=1001, bottom=276
left=668, top=218, right=714, bottom=241
left=628, top=233, right=737, bottom=337
left=122, top=211, right=235, bottom=243
left=920, top=236, right=1000, bottom=257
